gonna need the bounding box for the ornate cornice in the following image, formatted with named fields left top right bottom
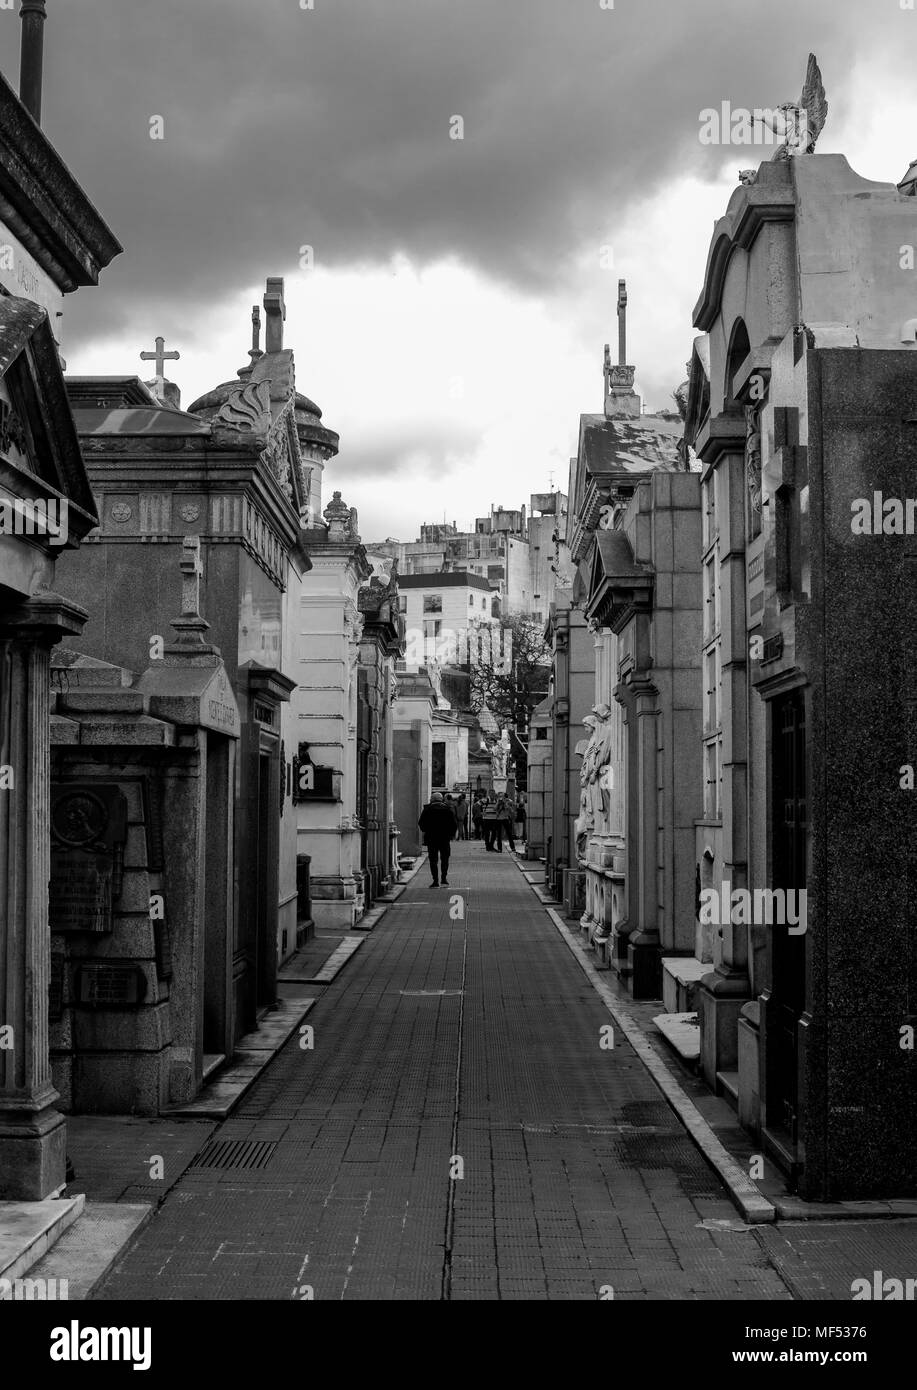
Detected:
left=0, top=71, right=121, bottom=291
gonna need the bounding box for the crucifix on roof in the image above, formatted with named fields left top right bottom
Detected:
left=603, top=279, right=638, bottom=417
left=140, top=335, right=180, bottom=376
left=263, top=277, right=286, bottom=353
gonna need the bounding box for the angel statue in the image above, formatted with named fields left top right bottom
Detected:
left=758, top=53, right=828, bottom=159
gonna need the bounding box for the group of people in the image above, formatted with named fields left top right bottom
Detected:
left=417, top=789, right=527, bottom=888
left=471, top=792, right=524, bottom=852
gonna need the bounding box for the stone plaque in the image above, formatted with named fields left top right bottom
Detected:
left=49, top=851, right=113, bottom=933
left=75, top=963, right=147, bottom=1009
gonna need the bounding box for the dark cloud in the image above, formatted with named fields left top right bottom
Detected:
left=13, top=0, right=892, bottom=353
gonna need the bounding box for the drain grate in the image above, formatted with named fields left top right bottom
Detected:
left=189, top=1138, right=278, bottom=1171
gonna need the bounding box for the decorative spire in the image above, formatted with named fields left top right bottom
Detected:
left=237, top=305, right=262, bottom=380
left=323, top=490, right=360, bottom=543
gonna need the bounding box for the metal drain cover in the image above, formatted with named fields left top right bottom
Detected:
left=190, top=1138, right=278, bottom=1171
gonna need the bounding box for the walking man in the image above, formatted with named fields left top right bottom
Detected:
left=418, top=791, right=457, bottom=887
left=455, top=791, right=469, bottom=840
left=496, top=794, right=516, bottom=853
left=482, top=796, right=502, bottom=851
left=471, top=795, right=485, bottom=840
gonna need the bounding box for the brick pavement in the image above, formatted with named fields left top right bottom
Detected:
left=90, top=843, right=801, bottom=1300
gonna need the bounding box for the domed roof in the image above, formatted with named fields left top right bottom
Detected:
left=294, top=390, right=323, bottom=422
left=187, top=375, right=243, bottom=419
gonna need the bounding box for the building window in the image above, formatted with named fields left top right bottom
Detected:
left=423, top=593, right=443, bottom=614
left=432, top=741, right=446, bottom=787
left=535, top=727, right=548, bottom=741
left=703, top=737, right=722, bottom=819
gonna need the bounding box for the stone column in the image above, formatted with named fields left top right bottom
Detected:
left=698, top=442, right=753, bottom=1085
left=0, top=593, right=86, bottom=1198
left=627, top=673, right=662, bottom=997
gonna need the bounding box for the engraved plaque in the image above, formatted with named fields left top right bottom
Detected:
left=49, top=851, right=113, bottom=933
left=76, top=963, right=147, bottom=1009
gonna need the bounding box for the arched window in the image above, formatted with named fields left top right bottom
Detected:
left=725, top=318, right=751, bottom=409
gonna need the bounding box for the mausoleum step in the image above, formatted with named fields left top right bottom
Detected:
left=652, top=1011, right=700, bottom=1063
left=201, top=1053, right=225, bottom=1083
left=0, top=1195, right=85, bottom=1285
left=716, top=1069, right=740, bottom=1111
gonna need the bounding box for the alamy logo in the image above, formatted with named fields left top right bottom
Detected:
left=698, top=102, right=809, bottom=147
left=49, top=1321, right=152, bottom=1371
left=851, top=1271, right=916, bottom=1300
left=0, top=494, right=70, bottom=545
left=850, top=492, right=916, bottom=535
left=1, top=1277, right=68, bottom=1300
left=698, top=881, right=806, bottom=933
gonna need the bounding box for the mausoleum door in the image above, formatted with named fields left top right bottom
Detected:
left=203, top=733, right=233, bottom=1060
left=254, top=744, right=276, bottom=1011
left=766, top=688, right=808, bottom=1151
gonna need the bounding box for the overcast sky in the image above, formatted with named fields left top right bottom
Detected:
left=12, top=0, right=917, bottom=539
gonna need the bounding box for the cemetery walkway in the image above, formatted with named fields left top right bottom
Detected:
left=92, top=842, right=794, bottom=1300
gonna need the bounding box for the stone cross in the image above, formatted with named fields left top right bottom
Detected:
left=617, top=279, right=627, bottom=366
left=263, top=278, right=286, bottom=353
left=140, top=335, right=180, bottom=376
left=180, top=535, right=203, bottom=616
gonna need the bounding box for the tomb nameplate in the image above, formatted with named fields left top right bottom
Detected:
left=75, top=962, right=147, bottom=1009
left=49, top=785, right=128, bottom=934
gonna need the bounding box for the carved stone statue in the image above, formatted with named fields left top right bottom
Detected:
left=576, top=704, right=616, bottom=842
left=744, top=404, right=763, bottom=538
left=490, top=731, right=509, bottom=781
left=759, top=53, right=828, bottom=159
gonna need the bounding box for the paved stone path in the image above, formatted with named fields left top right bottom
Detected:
left=93, top=843, right=792, bottom=1301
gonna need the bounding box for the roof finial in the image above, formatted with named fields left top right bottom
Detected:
left=237, top=305, right=263, bottom=380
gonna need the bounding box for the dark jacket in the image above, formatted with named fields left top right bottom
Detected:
left=418, top=802, right=457, bottom=845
